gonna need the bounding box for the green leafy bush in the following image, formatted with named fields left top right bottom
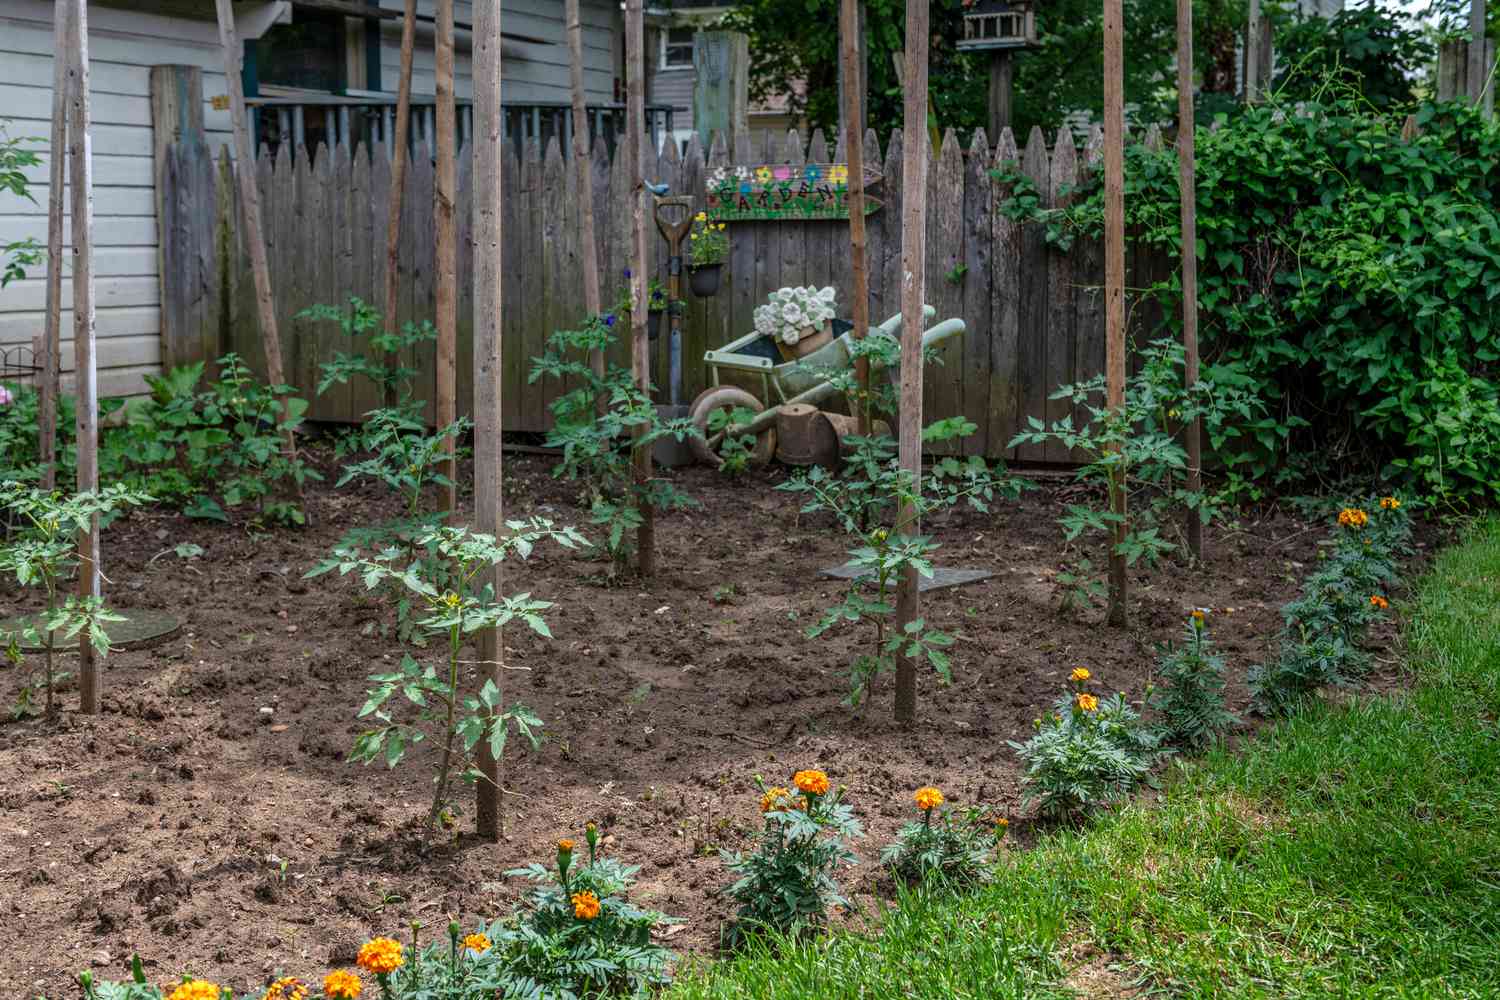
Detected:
left=999, top=96, right=1500, bottom=504
left=1149, top=612, right=1236, bottom=751
left=1009, top=671, right=1165, bottom=819
left=880, top=786, right=997, bottom=885
left=720, top=770, right=862, bottom=941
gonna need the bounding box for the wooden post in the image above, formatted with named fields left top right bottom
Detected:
left=383, top=0, right=417, bottom=410
left=1469, top=0, right=1489, bottom=106
left=472, top=0, right=504, bottom=842
left=40, top=2, right=70, bottom=493
left=626, top=0, right=655, bottom=578
left=150, top=66, right=206, bottom=371
left=1177, top=0, right=1201, bottom=562
left=214, top=0, right=296, bottom=461
left=1104, top=0, right=1128, bottom=626
left=840, top=0, right=872, bottom=434
left=692, top=31, right=749, bottom=148
left=988, top=51, right=1013, bottom=138
left=893, top=0, right=930, bottom=725
left=567, top=0, right=604, bottom=389
left=63, top=0, right=101, bottom=714
left=435, top=0, right=458, bottom=521
left=1243, top=0, right=1267, bottom=103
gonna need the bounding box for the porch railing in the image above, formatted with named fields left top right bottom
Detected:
left=244, top=95, right=682, bottom=160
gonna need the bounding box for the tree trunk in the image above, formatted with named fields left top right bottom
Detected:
left=625, top=0, right=655, bottom=578
left=1104, top=0, right=1129, bottom=626
left=1178, top=0, right=1202, bottom=563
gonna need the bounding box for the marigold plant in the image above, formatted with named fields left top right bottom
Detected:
left=263, top=976, right=307, bottom=1000
left=322, top=969, right=362, bottom=999
left=165, top=982, right=221, bottom=1000
left=882, top=789, right=995, bottom=885
left=793, top=769, right=830, bottom=796
left=1150, top=613, right=1237, bottom=752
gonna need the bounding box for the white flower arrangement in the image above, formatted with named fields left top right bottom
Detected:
left=753, top=285, right=837, bottom=346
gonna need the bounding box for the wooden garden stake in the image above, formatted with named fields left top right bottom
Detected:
left=1469, top=0, right=1488, bottom=106
left=214, top=0, right=297, bottom=463
left=63, top=0, right=100, bottom=714
left=1103, top=0, right=1129, bottom=626
left=382, top=0, right=418, bottom=411
left=1178, top=0, right=1202, bottom=562
left=434, top=0, right=458, bottom=521
left=40, top=1, right=70, bottom=492
left=472, top=0, right=504, bottom=841
left=893, top=0, right=930, bottom=725
left=626, top=0, right=655, bottom=578
left=567, top=0, right=604, bottom=393
left=840, top=0, right=872, bottom=435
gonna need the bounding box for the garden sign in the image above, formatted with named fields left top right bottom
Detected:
left=706, top=162, right=883, bottom=222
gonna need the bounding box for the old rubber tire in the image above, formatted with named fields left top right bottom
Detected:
left=688, top=386, right=777, bottom=468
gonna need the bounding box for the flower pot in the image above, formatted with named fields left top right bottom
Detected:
left=647, top=309, right=663, bottom=341
left=689, top=263, right=723, bottom=297
left=774, top=322, right=835, bottom=363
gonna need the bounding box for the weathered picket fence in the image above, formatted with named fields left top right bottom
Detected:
left=158, top=125, right=1172, bottom=463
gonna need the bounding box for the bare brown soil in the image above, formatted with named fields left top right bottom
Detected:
left=0, top=448, right=1416, bottom=996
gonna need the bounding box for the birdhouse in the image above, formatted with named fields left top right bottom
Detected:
left=957, top=0, right=1039, bottom=51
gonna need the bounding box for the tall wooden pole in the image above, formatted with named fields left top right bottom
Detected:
left=1178, top=0, right=1202, bottom=562
left=988, top=52, right=1013, bottom=137
left=434, top=0, right=458, bottom=521
left=64, top=0, right=100, bottom=714
left=382, top=0, right=418, bottom=410
left=840, top=0, right=871, bottom=435
left=472, top=0, right=505, bottom=842
left=626, top=0, right=655, bottom=578
left=893, top=0, right=930, bottom=725
left=1104, top=0, right=1129, bottom=625
left=40, top=1, right=70, bottom=492
left=1243, top=0, right=1264, bottom=103
left=214, top=0, right=296, bottom=461
left=567, top=0, right=604, bottom=393
left=1469, top=0, right=1488, bottom=105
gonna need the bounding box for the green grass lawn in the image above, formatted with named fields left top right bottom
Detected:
left=668, top=519, right=1500, bottom=1000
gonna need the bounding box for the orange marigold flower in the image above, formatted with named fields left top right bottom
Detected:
left=1070, top=667, right=1091, bottom=682
left=793, top=769, right=830, bottom=795
left=263, top=977, right=308, bottom=1000
left=558, top=838, right=576, bottom=853
left=760, top=786, right=792, bottom=813
left=1191, top=609, right=1206, bottom=624
left=1380, top=497, right=1401, bottom=510
left=1337, top=508, right=1369, bottom=529
left=914, top=786, right=944, bottom=811
left=356, top=937, right=404, bottom=976
left=462, top=933, right=491, bottom=953
left=165, top=983, right=221, bottom=1000
left=322, top=970, right=362, bottom=1000
left=1077, top=693, right=1099, bottom=713
left=1370, top=595, right=1389, bottom=609
left=572, top=890, right=602, bottom=920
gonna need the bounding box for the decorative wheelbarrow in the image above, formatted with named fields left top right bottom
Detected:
left=686, top=306, right=966, bottom=468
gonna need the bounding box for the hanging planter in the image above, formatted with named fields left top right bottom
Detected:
left=689, top=263, right=723, bottom=298
left=647, top=308, right=664, bottom=341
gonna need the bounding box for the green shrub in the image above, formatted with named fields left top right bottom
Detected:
left=720, top=770, right=862, bottom=941
left=1149, top=612, right=1236, bottom=751
left=880, top=786, right=997, bottom=885
left=1009, top=671, right=1165, bottom=819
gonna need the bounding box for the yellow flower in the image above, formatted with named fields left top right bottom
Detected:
left=1077, top=693, right=1099, bottom=713
left=695, top=211, right=707, bottom=222
left=914, top=786, right=944, bottom=811
left=263, top=977, right=308, bottom=1000
left=1380, top=496, right=1401, bottom=510
left=754, top=166, right=774, bottom=184
left=558, top=838, right=576, bottom=853
left=760, top=786, right=792, bottom=813
left=356, top=937, right=404, bottom=976
left=166, top=983, right=221, bottom=1000
left=572, top=890, right=602, bottom=920
left=1337, top=508, right=1369, bottom=529
left=793, top=769, right=830, bottom=796
left=322, top=970, right=362, bottom=1000
left=462, top=933, right=492, bottom=953
left=442, top=591, right=461, bottom=608
left=871, top=528, right=889, bottom=544
left=995, top=817, right=1010, bottom=837
left=829, top=165, right=849, bottom=184
left=1070, top=667, right=1090, bottom=683
left=1370, top=595, right=1389, bottom=609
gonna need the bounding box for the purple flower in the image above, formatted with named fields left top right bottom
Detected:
left=622, top=268, right=632, bottom=279
left=604, top=314, right=616, bottom=327
left=0, top=385, right=11, bottom=407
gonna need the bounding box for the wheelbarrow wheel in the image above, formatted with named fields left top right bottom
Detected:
left=688, top=386, right=777, bottom=468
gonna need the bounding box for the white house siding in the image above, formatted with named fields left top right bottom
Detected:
left=0, top=0, right=242, bottom=400
left=376, top=0, right=619, bottom=105
left=0, top=0, right=620, bottom=402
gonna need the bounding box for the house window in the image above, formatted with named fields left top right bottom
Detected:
left=256, top=10, right=346, bottom=93
left=662, top=26, right=695, bottom=70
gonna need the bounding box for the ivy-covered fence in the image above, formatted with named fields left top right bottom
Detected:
left=157, top=126, right=1172, bottom=463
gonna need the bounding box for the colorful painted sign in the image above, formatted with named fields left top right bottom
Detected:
left=705, top=162, right=883, bottom=222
